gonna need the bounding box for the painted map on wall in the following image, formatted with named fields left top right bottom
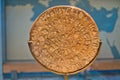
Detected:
left=6, top=0, right=120, bottom=60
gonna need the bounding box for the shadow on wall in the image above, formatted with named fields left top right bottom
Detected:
left=106, top=38, right=120, bottom=59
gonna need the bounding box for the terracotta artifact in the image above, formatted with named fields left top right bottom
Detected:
left=28, top=6, right=101, bottom=76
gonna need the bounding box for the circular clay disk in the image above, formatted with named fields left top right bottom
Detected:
left=29, top=6, right=101, bottom=75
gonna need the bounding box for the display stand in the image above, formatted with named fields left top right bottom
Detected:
left=64, top=75, right=68, bottom=80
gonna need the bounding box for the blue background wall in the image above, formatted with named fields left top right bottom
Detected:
left=5, top=0, right=120, bottom=61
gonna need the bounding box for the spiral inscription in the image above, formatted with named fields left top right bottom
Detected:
left=29, top=6, right=100, bottom=74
